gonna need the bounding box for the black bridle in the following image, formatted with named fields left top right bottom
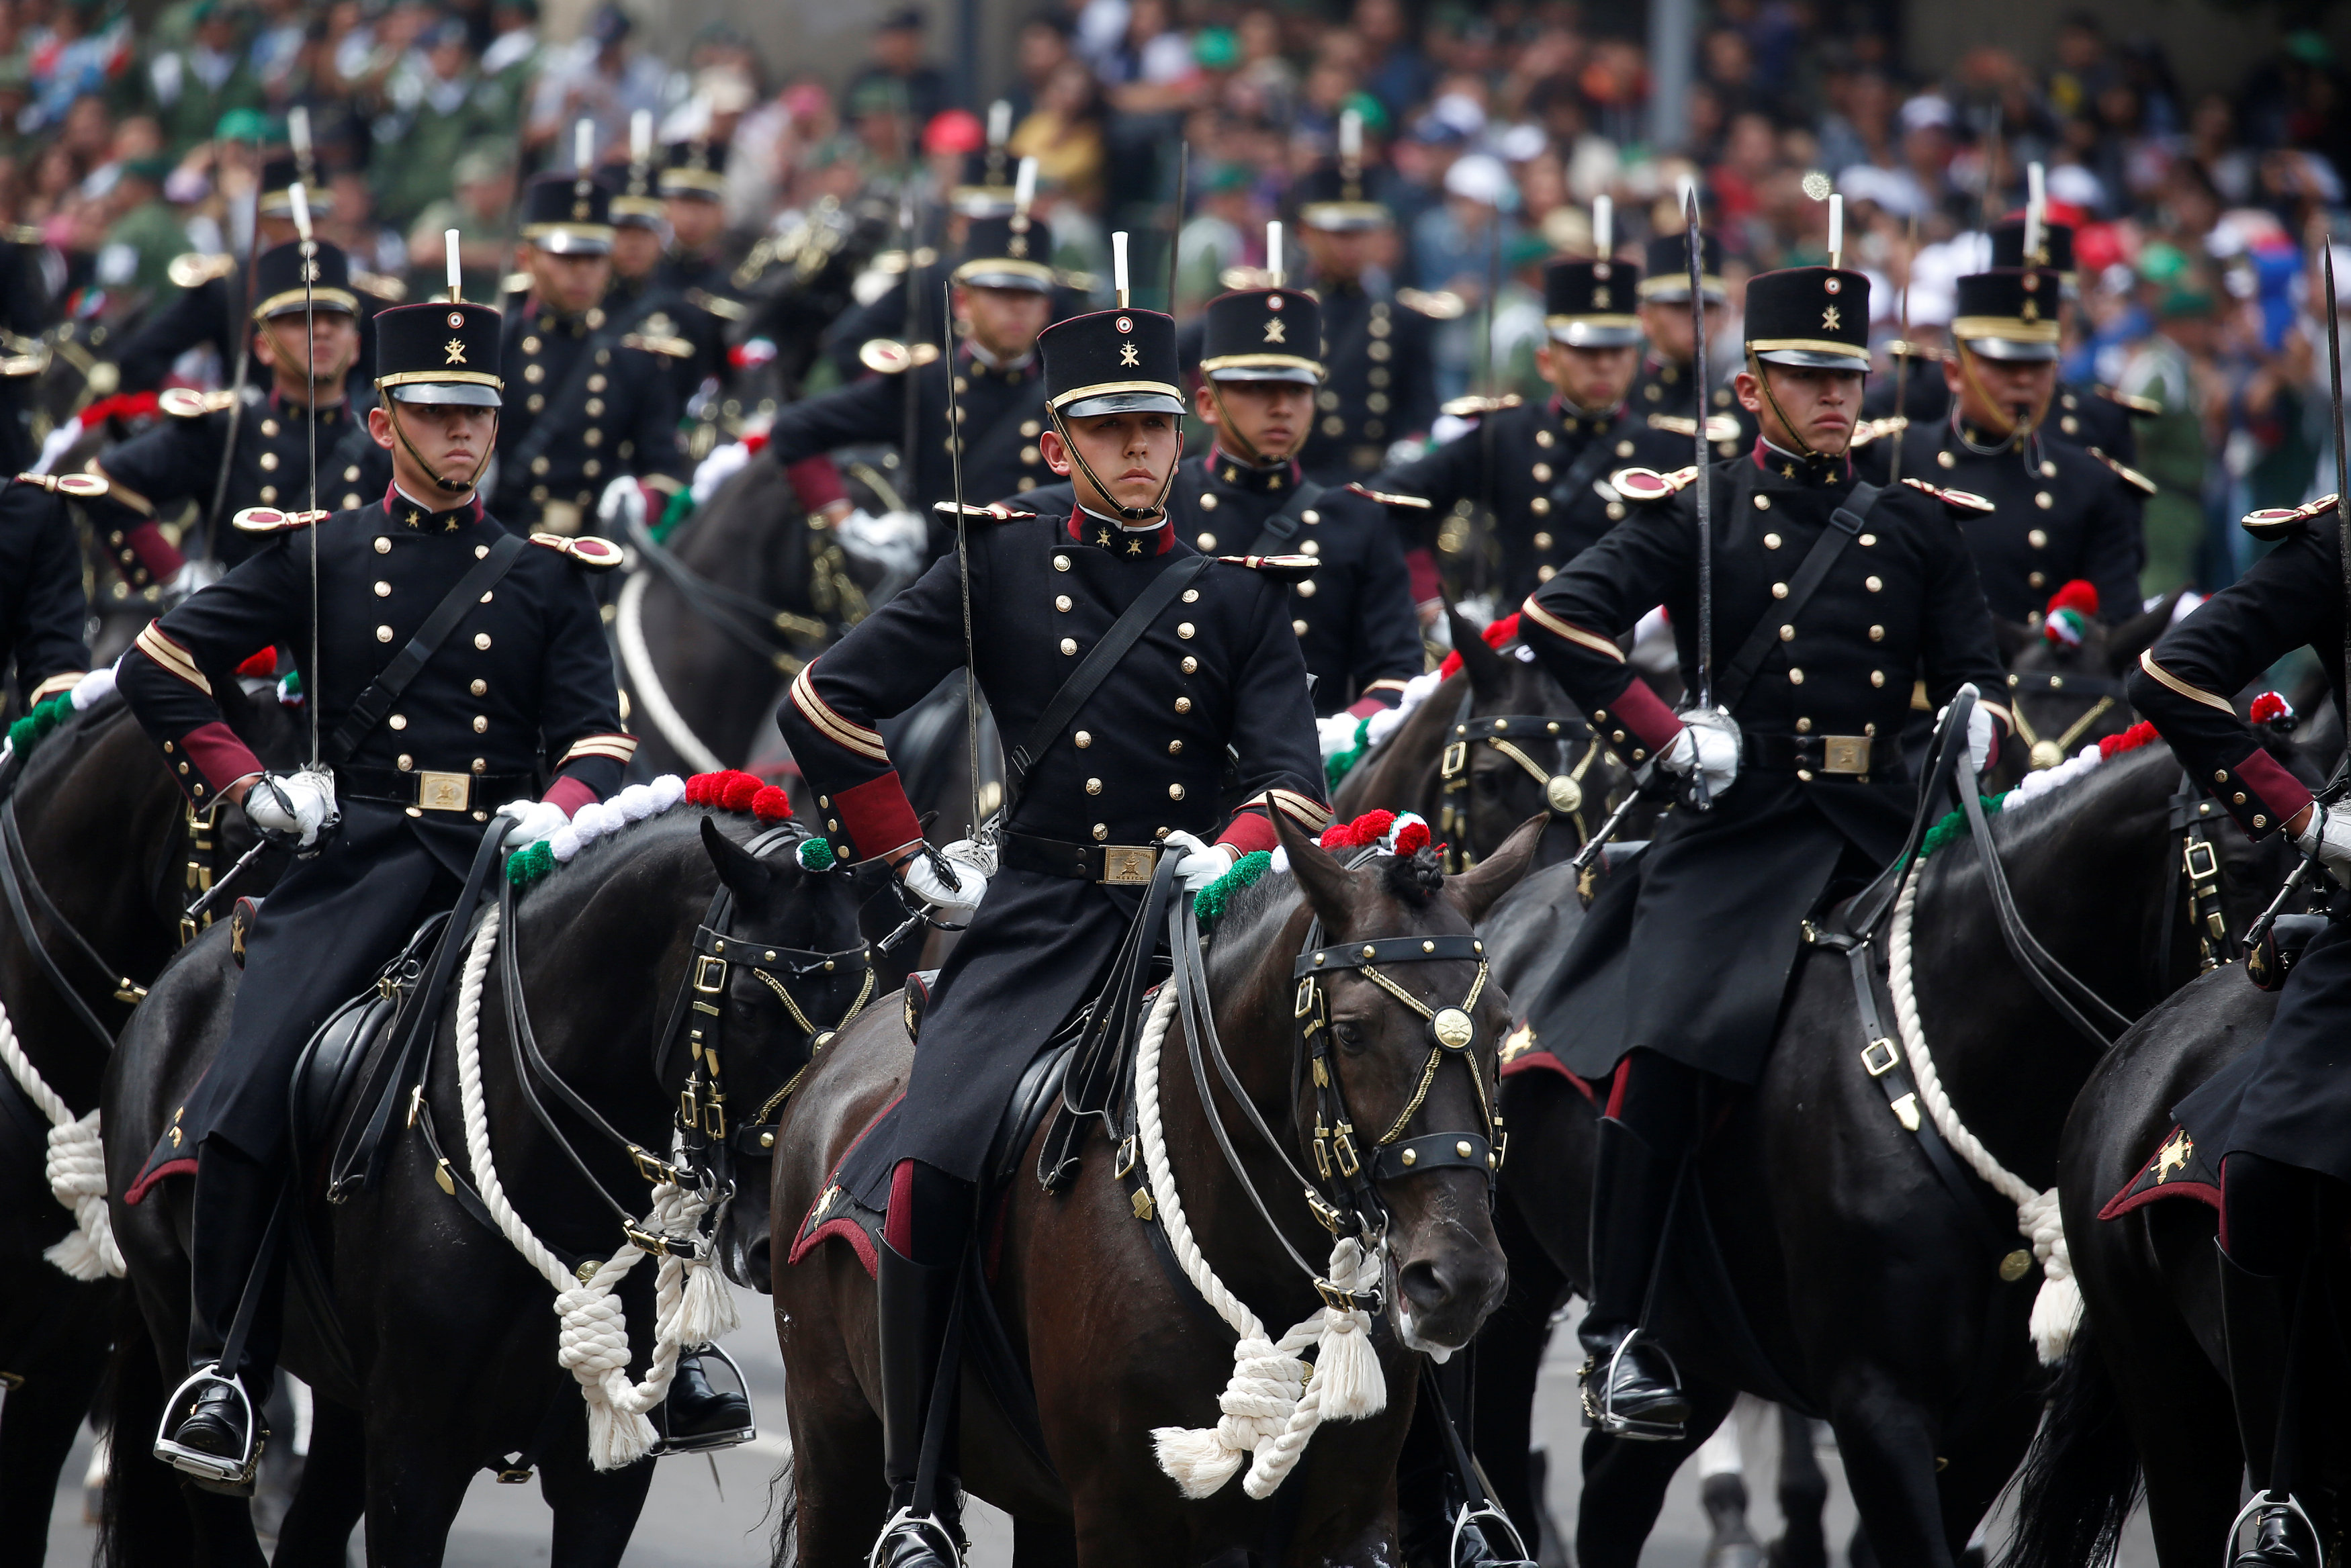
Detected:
left=0, top=796, right=148, bottom=1052
left=2003, top=668, right=2128, bottom=772
left=1435, top=688, right=1602, bottom=872
left=622, top=504, right=850, bottom=678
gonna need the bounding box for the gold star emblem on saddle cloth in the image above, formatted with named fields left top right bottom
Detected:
left=1822, top=305, right=1841, bottom=331
left=445, top=338, right=468, bottom=365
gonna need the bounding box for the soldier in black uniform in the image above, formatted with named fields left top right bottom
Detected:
left=1293, top=160, right=1441, bottom=486
left=1629, top=230, right=1750, bottom=462
left=1859, top=265, right=2147, bottom=623
left=1986, top=214, right=2145, bottom=463
left=1378, top=257, right=1686, bottom=606
left=0, top=230, right=54, bottom=475
left=87, top=240, right=390, bottom=600
left=603, top=131, right=668, bottom=319
left=128, top=291, right=743, bottom=1485
left=0, top=473, right=93, bottom=708
left=764, top=209, right=1060, bottom=554
left=650, top=138, right=748, bottom=408
left=2128, top=514, right=2351, bottom=1568
left=1516, top=265, right=2011, bottom=1437
left=489, top=172, right=689, bottom=536
left=774, top=305, right=1328, bottom=1568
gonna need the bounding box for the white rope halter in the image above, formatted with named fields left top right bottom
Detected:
left=0, top=992, right=121, bottom=1279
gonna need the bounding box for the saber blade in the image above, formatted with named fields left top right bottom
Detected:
left=1686, top=187, right=1713, bottom=714
left=2329, top=243, right=2351, bottom=712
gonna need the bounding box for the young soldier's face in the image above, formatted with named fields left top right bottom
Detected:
left=611, top=224, right=662, bottom=281
left=1945, top=349, right=2058, bottom=437
left=1638, top=299, right=1710, bottom=363
left=1734, top=364, right=1862, bottom=453
left=369, top=401, right=497, bottom=494
left=1194, top=377, right=1311, bottom=459
left=1538, top=341, right=1638, bottom=412
left=525, top=246, right=613, bottom=315
left=956, top=283, right=1054, bottom=363
left=1042, top=409, right=1180, bottom=515
left=255, top=310, right=360, bottom=391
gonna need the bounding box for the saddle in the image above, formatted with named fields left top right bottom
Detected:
left=286, top=911, right=451, bottom=1191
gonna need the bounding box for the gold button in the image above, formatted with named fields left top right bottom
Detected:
left=2041, top=460, right=2057, bottom=477
left=585, top=398, right=604, bottom=416
left=1175, top=697, right=1192, bottom=713
left=1293, top=618, right=1310, bottom=635
left=524, top=364, right=545, bottom=383
left=1531, top=496, right=1551, bottom=515
left=474, top=633, right=492, bottom=649
left=1199, top=494, right=1218, bottom=512
left=1795, top=717, right=1812, bottom=733
left=177, top=761, right=187, bottom=774
left=1788, top=667, right=1804, bottom=684
left=1181, top=657, right=1198, bottom=673
left=1532, top=463, right=1553, bottom=482
left=1779, top=625, right=1795, bottom=641
left=1177, top=622, right=1194, bottom=639
left=583, top=460, right=601, bottom=478
left=1534, top=531, right=1554, bottom=549
left=1537, top=565, right=1555, bottom=582
left=2234, top=792, right=2248, bottom=805
left=2255, top=815, right=2268, bottom=829
left=345, top=465, right=361, bottom=481
left=1755, top=495, right=1771, bottom=510
left=398, top=754, right=413, bottom=770
left=1302, top=510, right=1319, bottom=524
left=374, top=580, right=391, bottom=596
left=1869, top=625, right=1884, bottom=641
left=476, top=545, right=489, bottom=558
left=1085, top=778, right=1102, bottom=794
left=259, top=451, right=279, bottom=471
left=1606, top=501, right=1626, bottom=520
left=1055, top=595, right=1072, bottom=612
left=1060, top=637, right=1077, bottom=655
left=390, top=713, right=408, bottom=729
left=1075, top=731, right=1092, bottom=747
left=1859, top=533, right=1876, bottom=547
left=1167, top=740, right=1182, bottom=755
left=344, top=494, right=361, bottom=508
left=1092, top=823, right=1108, bottom=840
left=261, top=418, right=279, bottom=436
left=531, top=457, right=550, bottom=475
left=1303, top=540, right=1319, bottom=555
left=1870, top=670, right=1886, bottom=687
left=1937, top=449, right=1955, bottom=469
left=2061, top=416, right=2079, bottom=434
left=1536, top=429, right=1554, bottom=448
left=2215, top=770, right=2229, bottom=783
left=1196, top=533, right=1217, bottom=549
left=1617, top=441, right=1635, bottom=457
left=584, top=430, right=602, bottom=447
left=2029, top=571, right=2047, bottom=588
left=2028, top=529, right=2048, bottom=548
left=1764, top=533, right=1781, bottom=549
left=1168, top=783, right=1185, bottom=800
left=527, top=394, right=545, bottom=413
left=377, top=625, right=394, bottom=642
left=2035, top=492, right=2053, bottom=509
left=1021, top=420, right=1040, bottom=437
left=1053, top=555, right=1070, bottom=571
left=1865, top=576, right=1883, bottom=592
left=1798, top=768, right=1814, bottom=782
left=1771, top=582, right=1789, bottom=598
left=471, top=678, right=487, bottom=696
left=374, top=537, right=391, bottom=554
left=1297, top=580, right=1317, bottom=598
left=259, top=486, right=277, bottom=502
left=588, top=375, right=607, bottom=393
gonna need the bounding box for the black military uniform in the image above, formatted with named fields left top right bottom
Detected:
left=1294, top=162, right=1441, bottom=485
left=1517, top=266, right=2010, bottom=1442
left=1861, top=340, right=1953, bottom=428
left=490, top=173, right=689, bottom=535
left=89, top=240, right=390, bottom=596
left=647, top=140, right=748, bottom=405
left=2129, top=512, right=2348, bottom=1567
left=777, top=305, right=1327, bottom=1568
left=1859, top=267, right=2147, bottom=624
left=765, top=212, right=1059, bottom=553
left=1629, top=230, right=1751, bottom=462
left=601, top=138, right=668, bottom=311
left=1380, top=259, right=1685, bottom=606
left=1986, top=216, right=2141, bottom=463
left=123, top=296, right=645, bottom=1482
left=0, top=231, right=53, bottom=475
left=0, top=473, right=93, bottom=707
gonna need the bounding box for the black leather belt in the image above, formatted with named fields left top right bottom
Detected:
left=339, top=766, right=535, bottom=815
left=1000, top=830, right=1163, bottom=885
left=1741, top=729, right=1877, bottom=778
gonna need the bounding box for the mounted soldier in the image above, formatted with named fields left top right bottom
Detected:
left=1029, top=275, right=1422, bottom=717
left=1378, top=252, right=1685, bottom=607
left=648, top=136, right=748, bottom=410
left=1627, top=228, right=1751, bottom=463
left=86, top=239, right=390, bottom=602
left=772, top=298, right=1329, bottom=1568
left=1513, top=263, right=2012, bottom=1438
left=1858, top=264, right=2147, bottom=625
left=1986, top=206, right=2147, bottom=464
left=120, top=283, right=741, bottom=1487
left=488, top=169, right=691, bottom=537
left=0, top=471, right=93, bottom=710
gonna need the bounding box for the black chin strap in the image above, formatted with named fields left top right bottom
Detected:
left=1049, top=407, right=1182, bottom=522
left=1952, top=342, right=2048, bottom=445
left=1202, top=380, right=1307, bottom=472
left=384, top=398, right=500, bottom=496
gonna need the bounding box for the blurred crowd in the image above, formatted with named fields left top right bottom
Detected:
left=8, top=0, right=2351, bottom=594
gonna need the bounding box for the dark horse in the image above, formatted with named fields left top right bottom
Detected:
left=0, top=680, right=295, bottom=1563
left=1986, top=592, right=2180, bottom=794
left=1472, top=733, right=2301, bottom=1568
left=100, top=802, right=867, bottom=1566
left=769, top=811, right=1543, bottom=1565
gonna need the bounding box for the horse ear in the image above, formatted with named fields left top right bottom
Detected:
left=2104, top=591, right=2180, bottom=674
left=1446, top=813, right=1544, bottom=924
left=1272, top=807, right=1356, bottom=931
left=1992, top=618, right=2037, bottom=663
left=1446, top=604, right=1511, bottom=700
left=701, top=815, right=777, bottom=903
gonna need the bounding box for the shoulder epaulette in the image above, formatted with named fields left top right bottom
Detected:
left=931, top=500, right=1034, bottom=522
left=1609, top=465, right=1698, bottom=502
left=860, top=338, right=942, bottom=375
left=1880, top=339, right=1949, bottom=362
left=1847, top=414, right=1908, bottom=449
left=1645, top=411, right=1746, bottom=443
left=685, top=287, right=748, bottom=321
left=530, top=533, right=623, bottom=569
left=2241, top=494, right=2337, bottom=541
left=2098, top=385, right=2164, bottom=416
left=166, top=251, right=237, bottom=289
left=621, top=332, right=695, bottom=359
left=1343, top=482, right=1432, bottom=509
left=4, top=224, right=42, bottom=246
left=1057, top=268, right=1102, bottom=293
left=1216, top=552, right=1319, bottom=581
left=0, top=345, right=48, bottom=378
left=1901, top=475, right=1995, bottom=512
left=13, top=471, right=107, bottom=498
left=1439, top=393, right=1521, bottom=419
left=158, top=387, right=238, bottom=418
left=351, top=267, right=407, bottom=304
left=1396, top=287, right=1466, bottom=320
left=2086, top=447, right=2158, bottom=496
left=232, top=506, right=328, bottom=533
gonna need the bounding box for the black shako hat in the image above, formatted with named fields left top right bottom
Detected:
left=953, top=212, right=1055, bottom=292
left=1295, top=161, right=1388, bottom=232
left=1040, top=307, right=1184, bottom=418
left=1639, top=230, right=1726, bottom=303
left=607, top=153, right=661, bottom=228
left=1199, top=287, right=1321, bottom=383
left=1953, top=267, right=2064, bottom=362
left=1989, top=216, right=2077, bottom=281
left=373, top=299, right=504, bottom=406
left=1744, top=265, right=1871, bottom=371
left=520, top=171, right=613, bottom=255
left=257, top=154, right=331, bottom=219
left=250, top=238, right=357, bottom=319
left=658, top=139, right=727, bottom=200
left=1544, top=258, right=1642, bottom=347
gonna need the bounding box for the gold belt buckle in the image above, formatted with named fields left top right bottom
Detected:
left=1820, top=735, right=1871, bottom=775
left=1100, top=845, right=1157, bottom=884
left=415, top=770, right=472, bottom=811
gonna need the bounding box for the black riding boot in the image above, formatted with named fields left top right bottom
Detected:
left=654, top=1347, right=754, bottom=1450
left=159, top=1141, right=281, bottom=1491
left=872, top=1238, right=965, bottom=1568
left=1578, top=1115, right=1688, bottom=1441
left=2217, top=1240, right=2316, bottom=1567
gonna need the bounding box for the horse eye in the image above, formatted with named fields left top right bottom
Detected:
left=1332, top=1019, right=1367, bottom=1050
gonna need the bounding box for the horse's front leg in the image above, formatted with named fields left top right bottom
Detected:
left=537, top=1415, right=658, bottom=1568
left=1822, top=1371, right=1959, bottom=1568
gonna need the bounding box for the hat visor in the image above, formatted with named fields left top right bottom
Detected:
left=1753, top=347, right=1871, bottom=372
left=259, top=192, right=335, bottom=218
left=1961, top=335, right=2061, bottom=363
left=255, top=287, right=359, bottom=319
left=954, top=263, right=1056, bottom=293
left=1300, top=201, right=1390, bottom=232
left=1635, top=280, right=1728, bottom=305
left=1548, top=318, right=1644, bottom=348
left=526, top=225, right=614, bottom=257
left=1058, top=389, right=1187, bottom=419
left=388, top=381, right=503, bottom=407
left=1206, top=363, right=1321, bottom=384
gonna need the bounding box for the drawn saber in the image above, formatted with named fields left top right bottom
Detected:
left=1685, top=184, right=1714, bottom=717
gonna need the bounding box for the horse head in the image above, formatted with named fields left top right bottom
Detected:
left=1989, top=590, right=2178, bottom=791
left=1263, top=807, right=1545, bottom=1354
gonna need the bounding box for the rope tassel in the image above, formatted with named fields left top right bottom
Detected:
left=0, top=996, right=125, bottom=1280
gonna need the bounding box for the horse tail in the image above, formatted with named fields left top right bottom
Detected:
left=1995, top=1320, right=2141, bottom=1568
left=766, top=1442, right=800, bottom=1568
left=93, top=1292, right=182, bottom=1568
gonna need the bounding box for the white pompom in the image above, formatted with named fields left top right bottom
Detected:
left=650, top=774, right=686, bottom=811
left=617, top=783, right=657, bottom=821
left=548, top=825, right=584, bottom=862
left=1270, top=846, right=1290, bottom=874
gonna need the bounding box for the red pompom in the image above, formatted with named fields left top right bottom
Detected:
left=1321, top=821, right=1362, bottom=848
left=2046, top=580, right=2099, bottom=619
left=1436, top=613, right=1525, bottom=679
left=1354, top=809, right=1396, bottom=843
left=2098, top=720, right=2160, bottom=760
left=2250, top=690, right=2290, bottom=725
left=720, top=773, right=763, bottom=811
left=1392, top=821, right=1431, bottom=856
left=234, top=647, right=277, bottom=678
left=684, top=774, right=713, bottom=805
left=751, top=784, right=795, bottom=822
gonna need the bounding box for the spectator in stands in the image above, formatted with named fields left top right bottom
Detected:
left=847, top=8, right=947, bottom=132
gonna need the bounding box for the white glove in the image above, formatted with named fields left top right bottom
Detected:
left=1317, top=712, right=1366, bottom=762
left=834, top=507, right=928, bottom=575
left=161, top=557, right=220, bottom=606
left=1653, top=706, right=1740, bottom=798
left=1162, top=830, right=1234, bottom=893
left=1967, top=701, right=1997, bottom=778
left=498, top=797, right=569, bottom=847
left=901, top=838, right=989, bottom=917
left=242, top=768, right=336, bottom=849
left=2295, top=803, right=2351, bottom=883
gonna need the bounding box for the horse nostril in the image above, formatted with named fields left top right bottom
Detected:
left=1399, top=1257, right=1454, bottom=1315
left=1401, top=1252, right=1505, bottom=1324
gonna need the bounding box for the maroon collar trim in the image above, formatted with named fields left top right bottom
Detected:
left=1065, top=504, right=1175, bottom=555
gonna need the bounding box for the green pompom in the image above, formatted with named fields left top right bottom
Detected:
left=1323, top=717, right=1374, bottom=793
left=797, top=837, right=836, bottom=872
left=31, top=698, right=65, bottom=736
left=650, top=488, right=697, bottom=545
left=280, top=670, right=302, bottom=698
left=1194, top=849, right=1274, bottom=929
left=1908, top=796, right=2006, bottom=868
left=5, top=715, right=33, bottom=752
left=506, top=839, right=556, bottom=886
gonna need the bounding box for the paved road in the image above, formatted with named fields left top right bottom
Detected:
left=42, top=1285, right=2157, bottom=1565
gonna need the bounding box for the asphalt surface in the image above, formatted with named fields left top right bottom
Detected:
left=41, top=1285, right=2159, bottom=1565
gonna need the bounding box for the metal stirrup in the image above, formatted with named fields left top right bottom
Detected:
left=1585, top=1330, right=1684, bottom=1442
left=2225, top=1491, right=2319, bottom=1568
left=868, top=1506, right=964, bottom=1568
left=151, top=1363, right=263, bottom=1485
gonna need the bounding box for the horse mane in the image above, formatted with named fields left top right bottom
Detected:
left=1917, top=738, right=2177, bottom=903
left=1203, top=870, right=1306, bottom=991
left=13, top=687, right=130, bottom=799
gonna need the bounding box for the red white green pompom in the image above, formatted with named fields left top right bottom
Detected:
left=685, top=770, right=795, bottom=821
left=1437, top=613, right=1522, bottom=680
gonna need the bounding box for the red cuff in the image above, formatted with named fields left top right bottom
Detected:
left=2230, top=745, right=2313, bottom=837
left=1405, top=547, right=1442, bottom=608
left=829, top=771, right=924, bottom=862
left=1215, top=809, right=1280, bottom=858
left=1595, top=679, right=1682, bottom=759
left=786, top=455, right=847, bottom=512
left=176, top=721, right=262, bottom=805
left=1346, top=691, right=1400, bottom=718
left=542, top=776, right=599, bottom=817
left=127, top=519, right=185, bottom=581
